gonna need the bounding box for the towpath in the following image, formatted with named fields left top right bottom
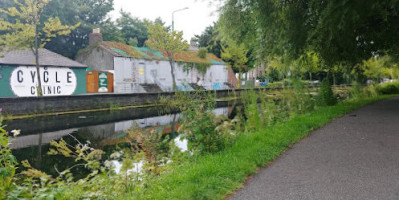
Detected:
left=231, top=96, right=399, bottom=200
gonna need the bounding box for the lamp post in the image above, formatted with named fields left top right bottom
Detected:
left=171, top=7, right=189, bottom=91
left=172, top=7, right=189, bottom=31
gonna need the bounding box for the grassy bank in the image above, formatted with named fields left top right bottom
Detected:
left=122, top=95, right=395, bottom=199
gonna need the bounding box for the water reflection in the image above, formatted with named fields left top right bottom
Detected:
left=6, top=103, right=235, bottom=177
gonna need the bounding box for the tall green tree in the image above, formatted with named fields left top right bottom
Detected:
left=298, top=50, right=322, bottom=84
left=42, top=0, right=114, bottom=58
left=194, top=23, right=222, bottom=58
left=357, top=56, right=393, bottom=83
left=0, top=0, right=79, bottom=96
left=218, top=0, right=399, bottom=69
left=116, top=10, right=148, bottom=47
left=145, top=22, right=189, bottom=91
left=221, top=41, right=248, bottom=88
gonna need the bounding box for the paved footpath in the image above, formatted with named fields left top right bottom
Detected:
left=231, top=96, right=399, bottom=200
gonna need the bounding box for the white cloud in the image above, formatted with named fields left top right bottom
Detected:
left=109, top=0, right=220, bottom=41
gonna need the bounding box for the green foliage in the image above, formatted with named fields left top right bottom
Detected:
left=241, top=89, right=261, bottom=131
left=283, top=79, right=316, bottom=115
left=221, top=41, right=248, bottom=73
left=376, top=81, right=399, bottom=95
left=198, top=47, right=207, bottom=59
left=356, top=56, right=396, bottom=82
left=42, top=0, right=114, bottom=58
left=2, top=84, right=392, bottom=198
left=0, top=121, right=18, bottom=199
left=123, top=95, right=392, bottom=200
left=145, top=22, right=190, bottom=91
left=266, top=56, right=291, bottom=81
left=219, top=0, right=399, bottom=69
left=0, top=0, right=80, bottom=51
left=128, top=37, right=138, bottom=46
left=173, top=90, right=238, bottom=154
left=317, top=79, right=337, bottom=106
left=0, top=0, right=80, bottom=96
left=116, top=10, right=148, bottom=47
left=194, top=23, right=223, bottom=58
left=268, top=67, right=282, bottom=82
left=221, top=41, right=248, bottom=88
left=298, top=50, right=322, bottom=82
left=181, top=62, right=211, bottom=75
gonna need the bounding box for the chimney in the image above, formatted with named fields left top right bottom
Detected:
left=189, top=37, right=199, bottom=51
left=89, top=28, right=103, bottom=45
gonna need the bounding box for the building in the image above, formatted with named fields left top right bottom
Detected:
left=0, top=49, right=87, bottom=97
left=76, top=29, right=236, bottom=93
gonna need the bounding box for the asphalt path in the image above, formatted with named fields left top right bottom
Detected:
left=231, top=96, right=399, bottom=200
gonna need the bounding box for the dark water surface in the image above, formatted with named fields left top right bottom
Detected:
left=5, top=102, right=235, bottom=178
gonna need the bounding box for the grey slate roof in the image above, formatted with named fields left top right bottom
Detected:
left=0, top=49, right=86, bottom=68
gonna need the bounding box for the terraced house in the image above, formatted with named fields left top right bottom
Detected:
left=76, top=29, right=236, bottom=93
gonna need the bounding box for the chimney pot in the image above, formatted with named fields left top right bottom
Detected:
left=89, top=28, right=103, bottom=45
left=93, top=28, right=101, bottom=34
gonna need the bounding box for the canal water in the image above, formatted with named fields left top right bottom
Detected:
left=4, top=102, right=236, bottom=178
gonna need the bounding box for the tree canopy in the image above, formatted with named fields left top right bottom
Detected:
left=194, top=23, right=222, bottom=58
left=218, top=0, right=399, bottom=68
left=41, top=0, right=114, bottom=58
left=145, top=22, right=189, bottom=91
left=0, top=0, right=79, bottom=96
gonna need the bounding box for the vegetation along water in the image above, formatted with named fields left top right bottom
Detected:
left=2, top=82, right=399, bottom=199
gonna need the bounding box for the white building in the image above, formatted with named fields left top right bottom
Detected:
left=76, top=30, right=236, bottom=93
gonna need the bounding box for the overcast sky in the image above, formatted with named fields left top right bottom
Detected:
left=110, top=0, right=221, bottom=41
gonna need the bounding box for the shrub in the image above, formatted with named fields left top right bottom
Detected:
left=317, top=79, right=337, bottom=106
left=376, top=81, right=399, bottom=94
left=197, top=47, right=207, bottom=59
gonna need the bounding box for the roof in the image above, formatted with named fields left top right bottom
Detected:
left=101, top=41, right=224, bottom=65
left=0, top=49, right=86, bottom=68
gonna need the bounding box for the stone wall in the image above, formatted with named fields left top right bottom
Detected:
left=0, top=88, right=268, bottom=116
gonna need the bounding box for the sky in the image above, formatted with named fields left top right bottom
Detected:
left=110, top=0, right=222, bottom=41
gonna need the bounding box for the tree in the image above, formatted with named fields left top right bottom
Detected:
left=357, top=56, right=393, bottom=83
left=145, top=22, right=189, bottom=91
left=194, top=23, right=222, bottom=58
left=218, top=0, right=399, bottom=69
left=328, top=64, right=344, bottom=86
left=116, top=10, right=148, bottom=47
left=0, top=0, right=79, bottom=96
left=298, top=50, right=322, bottom=85
left=42, top=0, right=114, bottom=58
left=221, top=41, right=248, bottom=88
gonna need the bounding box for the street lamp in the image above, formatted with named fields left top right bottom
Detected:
left=171, top=7, right=189, bottom=91
left=172, top=7, right=189, bottom=31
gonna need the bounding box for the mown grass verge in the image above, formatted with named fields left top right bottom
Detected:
left=121, top=95, right=396, bottom=200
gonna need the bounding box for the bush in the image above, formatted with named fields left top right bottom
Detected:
left=266, top=81, right=283, bottom=88
left=376, top=81, right=399, bottom=94
left=317, top=80, right=337, bottom=106
left=197, top=47, right=207, bottom=59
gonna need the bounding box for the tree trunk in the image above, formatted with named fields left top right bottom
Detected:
left=35, top=25, right=43, bottom=96
left=309, top=72, right=312, bottom=87
left=237, top=68, right=242, bottom=89
left=169, top=53, right=177, bottom=91
left=333, top=72, right=336, bottom=86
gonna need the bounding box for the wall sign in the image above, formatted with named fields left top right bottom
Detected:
left=10, top=66, right=77, bottom=97
left=98, top=72, right=108, bottom=92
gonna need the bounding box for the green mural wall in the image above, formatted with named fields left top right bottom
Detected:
left=0, top=65, right=87, bottom=97
left=72, top=68, right=87, bottom=95
left=0, top=65, right=15, bottom=97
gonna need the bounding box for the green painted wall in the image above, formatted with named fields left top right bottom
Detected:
left=0, top=65, right=87, bottom=97
left=0, top=65, right=16, bottom=97
left=72, top=68, right=87, bottom=95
